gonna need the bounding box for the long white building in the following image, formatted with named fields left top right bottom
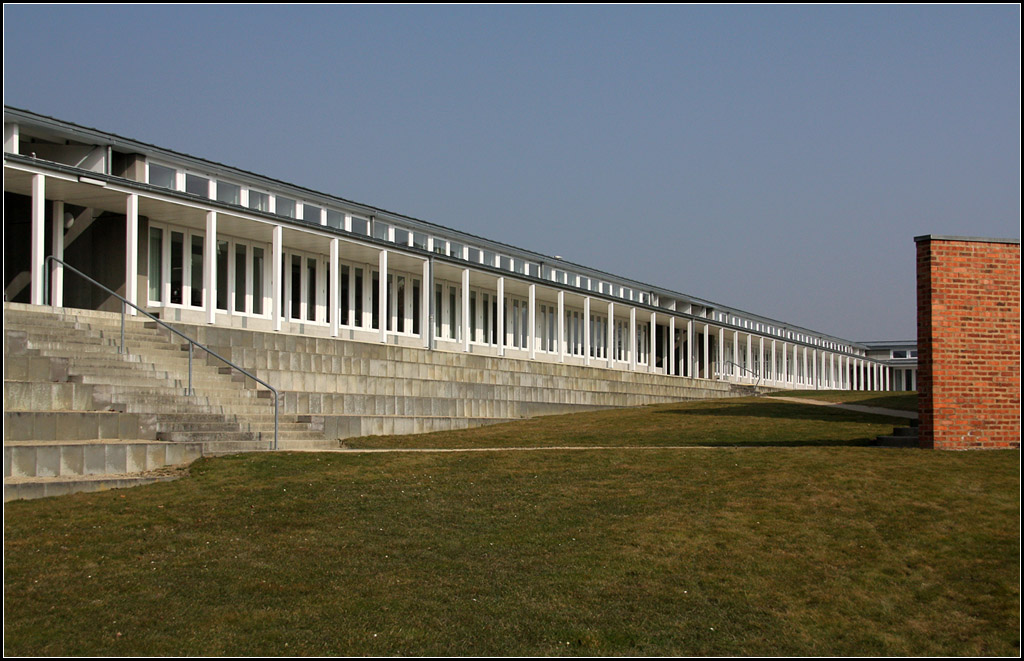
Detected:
left=4, top=106, right=892, bottom=391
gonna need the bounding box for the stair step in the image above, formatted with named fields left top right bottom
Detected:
left=873, top=435, right=919, bottom=448
left=4, top=470, right=188, bottom=502
left=4, top=440, right=202, bottom=479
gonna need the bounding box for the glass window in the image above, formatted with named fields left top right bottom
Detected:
left=483, top=251, right=495, bottom=267
left=185, top=173, right=210, bottom=197
left=302, top=203, right=322, bottom=224
left=433, top=238, right=447, bottom=255
left=394, top=228, right=410, bottom=246
left=449, top=242, right=463, bottom=260
left=234, top=244, right=247, bottom=313
left=190, top=235, right=204, bottom=307
left=434, top=283, right=443, bottom=337
left=216, top=181, right=241, bottom=205
left=371, top=271, right=380, bottom=330
left=340, top=264, right=350, bottom=325
left=373, top=222, right=390, bottom=241
left=148, top=227, right=163, bottom=302
left=467, top=247, right=481, bottom=263
left=252, top=247, right=264, bottom=315
left=217, top=240, right=229, bottom=311
left=354, top=268, right=364, bottom=327
left=170, top=231, right=184, bottom=305
left=350, top=216, right=369, bottom=235
left=277, top=196, right=296, bottom=218
left=413, top=232, right=428, bottom=250
left=412, top=279, right=421, bottom=335
left=290, top=255, right=302, bottom=319
left=327, top=210, right=344, bottom=230
left=307, top=257, right=317, bottom=321
left=149, top=163, right=176, bottom=189
left=248, top=190, right=270, bottom=212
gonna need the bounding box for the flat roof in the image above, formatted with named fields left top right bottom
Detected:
left=914, top=235, right=1020, bottom=245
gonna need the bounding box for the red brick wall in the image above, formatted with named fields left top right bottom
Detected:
left=916, top=236, right=1020, bottom=450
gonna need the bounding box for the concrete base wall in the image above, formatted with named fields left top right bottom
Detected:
left=173, top=321, right=742, bottom=427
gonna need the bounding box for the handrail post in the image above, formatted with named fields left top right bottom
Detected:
left=188, top=342, right=194, bottom=396
left=120, top=300, right=125, bottom=355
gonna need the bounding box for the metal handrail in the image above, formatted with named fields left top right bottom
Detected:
left=43, top=256, right=279, bottom=450
left=722, top=360, right=762, bottom=390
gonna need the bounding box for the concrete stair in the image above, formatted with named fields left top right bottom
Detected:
left=873, top=418, right=920, bottom=448
left=5, top=302, right=752, bottom=500
left=4, top=304, right=334, bottom=500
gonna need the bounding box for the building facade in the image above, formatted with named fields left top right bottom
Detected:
left=4, top=106, right=894, bottom=391
left=861, top=341, right=918, bottom=391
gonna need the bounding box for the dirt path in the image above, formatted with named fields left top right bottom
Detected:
left=765, top=396, right=918, bottom=419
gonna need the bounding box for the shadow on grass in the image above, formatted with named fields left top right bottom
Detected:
left=656, top=400, right=907, bottom=424
left=847, top=395, right=918, bottom=412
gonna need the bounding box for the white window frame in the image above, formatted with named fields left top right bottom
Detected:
left=147, top=221, right=206, bottom=310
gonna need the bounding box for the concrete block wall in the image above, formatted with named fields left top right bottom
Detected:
left=181, top=323, right=740, bottom=425
left=916, top=235, right=1020, bottom=450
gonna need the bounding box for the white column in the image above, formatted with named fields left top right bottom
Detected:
left=668, top=316, right=676, bottom=376
left=733, top=329, right=741, bottom=380
left=528, top=284, right=536, bottom=359
left=758, top=336, right=764, bottom=384
left=125, top=193, right=138, bottom=315
left=584, top=297, right=591, bottom=366
left=461, top=267, right=470, bottom=352
left=781, top=342, right=789, bottom=386
left=771, top=340, right=778, bottom=386
left=746, top=334, right=753, bottom=383
left=829, top=353, right=835, bottom=388
left=272, top=225, right=282, bottom=331
left=422, top=259, right=432, bottom=348
left=686, top=319, right=694, bottom=378
left=792, top=344, right=799, bottom=387
left=330, top=238, right=340, bottom=337
left=558, top=290, right=566, bottom=362
left=803, top=347, right=809, bottom=388
left=717, top=326, right=725, bottom=379
left=884, top=365, right=891, bottom=391
left=50, top=200, right=64, bottom=307
left=629, top=307, right=637, bottom=371
left=649, top=312, right=657, bottom=373
left=497, top=276, right=505, bottom=356
left=607, top=302, right=615, bottom=368
left=379, top=250, right=390, bottom=344
left=205, top=211, right=217, bottom=324
left=30, top=174, right=45, bottom=306
left=703, top=324, right=710, bottom=379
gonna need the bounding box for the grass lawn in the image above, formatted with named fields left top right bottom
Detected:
left=767, top=389, right=919, bottom=412
left=4, top=397, right=1018, bottom=657
left=344, top=395, right=910, bottom=450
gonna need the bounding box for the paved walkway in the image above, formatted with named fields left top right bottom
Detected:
left=766, top=396, right=918, bottom=420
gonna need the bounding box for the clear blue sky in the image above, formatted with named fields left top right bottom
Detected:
left=4, top=5, right=1019, bottom=341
